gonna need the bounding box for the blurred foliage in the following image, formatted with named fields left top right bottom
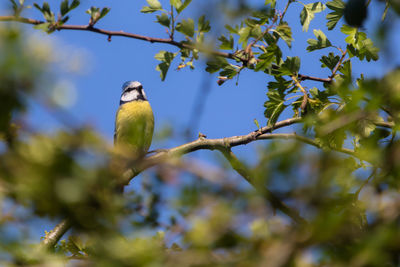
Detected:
left=0, top=0, right=400, bottom=266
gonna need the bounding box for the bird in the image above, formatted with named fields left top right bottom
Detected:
left=114, top=81, right=154, bottom=161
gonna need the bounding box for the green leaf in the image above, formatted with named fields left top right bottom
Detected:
left=265, top=0, right=276, bottom=8
left=170, top=0, right=182, bottom=10
left=225, top=24, right=239, bottom=34
left=177, top=0, right=191, bottom=13
left=9, top=0, right=18, bottom=13
left=218, top=35, right=234, bottom=50
left=206, top=57, right=229, bottom=73
left=155, top=51, right=176, bottom=81
left=147, top=0, right=162, bottom=9
left=272, top=23, right=292, bottom=48
left=70, top=0, right=80, bottom=10
left=219, top=65, right=237, bottom=78
left=300, top=2, right=325, bottom=32
left=326, top=0, right=345, bottom=30
left=60, top=0, right=69, bottom=16
left=176, top=18, right=195, bottom=37
left=341, top=25, right=379, bottom=61
left=320, top=52, right=340, bottom=70
left=279, top=56, right=301, bottom=76
left=264, top=88, right=287, bottom=126
left=306, top=29, right=332, bottom=51
left=341, top=24, right=358, bottom=45
left=99, top=7, right=110, bottom=20
left=198, top=15, right=210, bottom=33
left=255, top=53, right=274, bottom=72
left=238, top=27, right=251, bottom=46
left=338, top=60, right=352, bottom=79
left=33, top=3, right=42, bottom=12
left=141, top=0, right=162, bottom=13
left=33, top=22, right=51, bottom=32
left=156, top=13, right=170, bottom=27
left=42, top=2, right=51, bottom=14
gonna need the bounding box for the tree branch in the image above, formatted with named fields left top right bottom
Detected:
left=0, top=15, right=337, bottom=83
left=41, top=219, right=71, bottom=249
left=0, top=16, right=232, bottom=59
left=219, top=148, right=307, bottom=224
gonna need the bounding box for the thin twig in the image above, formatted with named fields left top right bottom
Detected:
left=292, top=75, right=308, bottom=113
left=330, top=49, right=348, bottom=79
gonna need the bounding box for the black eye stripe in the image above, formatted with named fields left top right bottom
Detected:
left=125, top=85, right=143, bottom=92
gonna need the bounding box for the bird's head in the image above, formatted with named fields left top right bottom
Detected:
left=120, top=81, right=148, bottom=105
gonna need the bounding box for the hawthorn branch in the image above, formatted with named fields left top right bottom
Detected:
left=1, top=15, right=335, bottom=83
left=219, top=148, right=307, bottom=224
left=292, top=75, right=308, bottom=113
left=41, top=219, right=71, bottom=249
left=0, top=16, right=233, bottom=59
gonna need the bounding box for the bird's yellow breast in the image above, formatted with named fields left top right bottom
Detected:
left=115, top=100, right=154, bottom=157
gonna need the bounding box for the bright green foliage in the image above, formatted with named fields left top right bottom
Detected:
left=341, top=25, right=379, bottom=61
left=155, top=51, right=176, bottom=81
left=156, top=13, right=170, bottom=27
left=86, top=6, right=110, bottom=26
left=175, top=18, right=195, bottom=37
left=218, top=35, right=234, bottom=50
left=307, top=29, right=332, bottom=51
left=279, top=56, right=301, bottom=76
left=170, top=0, right=192, bottom=14
left=273, top=23, right=293, bottom=48
left=60, top=0, right=79, bottom=16
left=299, top=2, right=326, bottom=32
left=264, top=78, right=289, bottom=125
left=33, top=2, right=55, bottom=23
left=326, top=0, right=345, bottom=30
left=206, top=56, right=229, bottom=73
left=320, top=52, right=340, bottom=70
left=141, top=0, right=163, bottom=13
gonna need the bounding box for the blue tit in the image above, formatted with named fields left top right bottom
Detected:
left=114, top=81, right=154, bottom=160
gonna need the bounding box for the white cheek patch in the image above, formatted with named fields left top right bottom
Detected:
left=141, top=89, right=148, bottom=100
left=121, top=90, right=139, bottom=102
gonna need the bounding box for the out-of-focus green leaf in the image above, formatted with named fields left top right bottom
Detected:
left=238, top=27, right=251, bottom=46
left=198, top=15, right=210, bottom=33
left=218, top=35, right=234, bottom=50
left=176, top=18, right=195, bottom=37
left=205, top=56, right=229, bottom=73
left=156, top=13, right=170, bottom=27
left=141, top=0, right=162, bottom=13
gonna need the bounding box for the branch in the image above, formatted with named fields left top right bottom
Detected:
left=41, top=219, right=71, bottom=249
left=0, top=16, right=232, bottom=59
left=292, top=75, right=308, bottom=112
left=122, top=117, right=303, bottom=184
left=1, top=15, right=335, bottom=83
left=219, top=148, right=307, bottom=224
